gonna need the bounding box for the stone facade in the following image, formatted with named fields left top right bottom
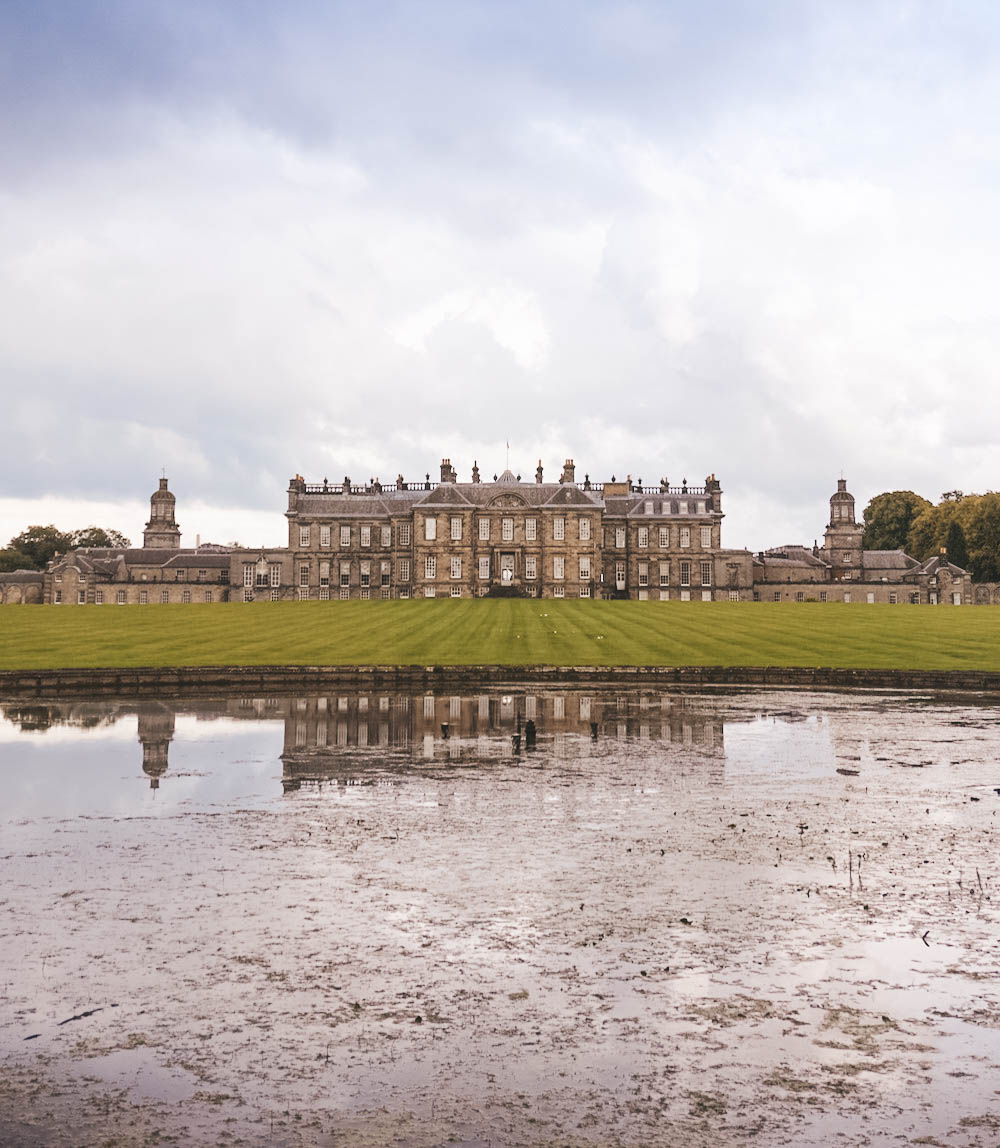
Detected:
left=0, top=570, right=43, bottom=605
left=275, top=460, right=750, bottom=601
left=45, top=548, right=233, bottom=606
left=751, top=479, right=973, bottom=605
left=43, top=477, right=233, bottom=604
left=973, top=583, right=1000, bottom=606
left=7, top=468, right=979, bottom=607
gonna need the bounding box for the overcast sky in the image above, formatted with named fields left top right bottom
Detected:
left=2, top=0, right=999, bottom=552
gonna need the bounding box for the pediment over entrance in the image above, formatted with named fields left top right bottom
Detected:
left=488, top=494, right=529, bottom=508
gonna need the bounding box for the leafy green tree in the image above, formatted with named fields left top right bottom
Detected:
left=6, top=525, right=72, bottom=569
left=0, top=547, right=34, bottom=573
left=907, top=493, right=1000, bottom=580
left=956, top=492, right=1000, bottom=582
left=945, top=520, right=970, bottom=569
left=907, top=502, right=955, bottom=561
left=862, top=491, right=932, bottom=551
left=69, top=526, right=131, bottom=549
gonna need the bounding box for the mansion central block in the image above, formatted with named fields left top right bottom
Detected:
left=280, top=460, right=739, bottom=601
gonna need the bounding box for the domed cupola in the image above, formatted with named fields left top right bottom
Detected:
left=138, top=705, right=175, bottom=790
left=143, top=477, right=181, bottom=549
left=829, top=477, right=856, bottom=527
left=823, top=477, right=863, bottom=575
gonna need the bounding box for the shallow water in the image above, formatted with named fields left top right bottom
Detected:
left=1, top=687, right=999, bottom=1146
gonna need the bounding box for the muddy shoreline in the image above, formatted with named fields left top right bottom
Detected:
left=4, top=662, right=1000, bottom=698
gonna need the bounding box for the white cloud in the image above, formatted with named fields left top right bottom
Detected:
left=3, top=2, right=1000, bottom=551
left=391, top=285, right=550, bottom=372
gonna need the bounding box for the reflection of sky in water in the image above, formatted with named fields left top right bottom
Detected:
left=0, top=717, right=283, bottom=819
left=722, top=714, right=835, bottom=780
left=0, top=717, right=138, bottom=745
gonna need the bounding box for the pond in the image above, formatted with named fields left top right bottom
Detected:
left=1, top=686, right=999, bottom=1147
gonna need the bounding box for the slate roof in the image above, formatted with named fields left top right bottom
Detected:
left=914, top=554, right=968, bottom=576
left=54, top=547, right=234, bottom=571
left=162, top=553, right=231, bottom=568
left=412, top=485, right=474, bottom=508
left=291, top=492, right=425, bottom=517
left=758, top=555, right=826, bottom=570
left=544, top=484, right=601, bottom=507
left=762, top=546, right=830, bottom=568
left=0, top=570, right=43, bottom=584
left=861, top=550, right=917, bottom=571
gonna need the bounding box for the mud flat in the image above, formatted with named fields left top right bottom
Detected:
left=1, top=685, right=999, bottom=1147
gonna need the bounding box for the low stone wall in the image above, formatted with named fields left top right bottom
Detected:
left=2, top=663, right=1000, bottom=698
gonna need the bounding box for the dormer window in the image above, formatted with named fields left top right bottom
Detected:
left=644, top=501, right=653, bottom=515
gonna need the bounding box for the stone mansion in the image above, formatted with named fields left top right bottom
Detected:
left=0, top=461, right=974, bottom=606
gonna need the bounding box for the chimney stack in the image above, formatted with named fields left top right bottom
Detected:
left=440, top=458, right=457, bottom=483
left=560, top=458, right=575, bottom=484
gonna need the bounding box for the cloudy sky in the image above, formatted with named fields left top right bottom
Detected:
left=2, top=0, right=999, bottom=551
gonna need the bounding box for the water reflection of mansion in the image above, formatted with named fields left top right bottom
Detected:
left=278, top=691, right=724, bottom=788
left=1, top=692, right=725, bottom=791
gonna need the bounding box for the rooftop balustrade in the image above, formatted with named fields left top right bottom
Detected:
left=302, top=481, right=439, bottom=495
left=299, top=480, right=708, bottom=496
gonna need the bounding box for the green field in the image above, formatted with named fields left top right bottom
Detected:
left=2, top=599, right=1000, bottom=671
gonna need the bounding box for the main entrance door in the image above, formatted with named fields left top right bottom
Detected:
left=500, top=553, right=515, bottom=585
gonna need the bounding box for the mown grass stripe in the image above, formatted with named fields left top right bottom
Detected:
left=2, top=600, right=1000, bottom=671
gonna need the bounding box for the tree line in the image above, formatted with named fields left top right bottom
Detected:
left=862, top=490, right=1000, bottom=582
left=0, top=525, right=131, bottom=573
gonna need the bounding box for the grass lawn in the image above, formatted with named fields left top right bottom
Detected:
left=2, top=599, right=1000, bottom=671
